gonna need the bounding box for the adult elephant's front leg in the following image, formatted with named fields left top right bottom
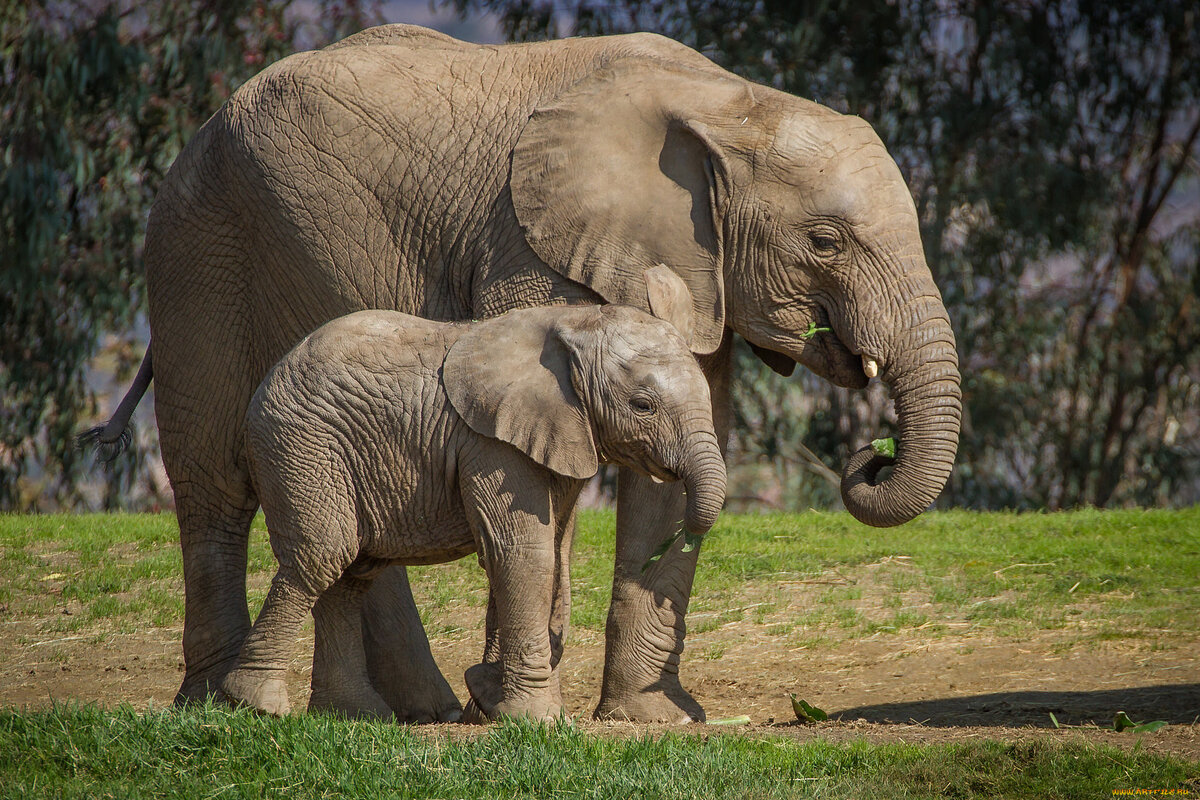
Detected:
left=595, top=473, right=703, bottom=722
left=594, top=336, right=731, bottom=724
left=360, top=566, right=463, bottom=723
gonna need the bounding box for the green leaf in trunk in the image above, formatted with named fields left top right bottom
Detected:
left=871, top=437, right=896, bottom=458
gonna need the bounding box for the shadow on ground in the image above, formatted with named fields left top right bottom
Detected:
left=835, top=684, right=1200, bottom=727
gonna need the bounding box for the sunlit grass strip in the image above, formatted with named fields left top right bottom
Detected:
left=1, top=704, right=1195, bottom=800
left=2, top=508, right=1198, bottom=640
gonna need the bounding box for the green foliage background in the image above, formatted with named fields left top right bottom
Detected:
left=4, top=0, right=1198, bottom=511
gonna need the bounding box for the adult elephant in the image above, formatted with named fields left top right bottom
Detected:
left=131, top=24, right=960, bottom=723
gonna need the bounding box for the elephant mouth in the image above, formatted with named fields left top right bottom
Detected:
left=644, top=464, right=680, bottom=484
left=749, top=310, right=871, bottom=390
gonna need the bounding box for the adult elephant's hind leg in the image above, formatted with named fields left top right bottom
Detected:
left=155, top=334, right=261, bottom=705
left=310, top=573, right=393, bottom=720
left=170, top=480, right=259, bottom=705
left=361, top=566, right=463, bottom=723
left=145, top=135, right=271, bottom=708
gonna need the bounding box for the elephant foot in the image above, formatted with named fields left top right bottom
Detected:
left=173, top=656, right=240, bottom=707
left=461, top=698, right=490, bottom=725
left=308, top=685, right=394, bottom=721
left=464, top=662, right=564, bottom=723
left=463, top=662, right=502, bottom=724
left=594, top=680, right=705, bottom=724
left=493, top=696, right=567, bottom=724
left=220, top=667, right=291, bottom=716
left=374, top=672, right=463, bottom=724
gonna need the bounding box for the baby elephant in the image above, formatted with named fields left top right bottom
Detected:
left=220, top=297, right=727, bottom=722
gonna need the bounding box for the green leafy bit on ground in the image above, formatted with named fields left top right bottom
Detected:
left=790, top=695, right=829, bottom=724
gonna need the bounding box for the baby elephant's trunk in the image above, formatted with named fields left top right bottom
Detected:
left=679, top=435, right=727, bottom=537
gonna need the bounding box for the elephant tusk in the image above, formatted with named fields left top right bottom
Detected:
left=650, top=475, right=665, bottom=484
left=863, top=356, right=879, bottom=379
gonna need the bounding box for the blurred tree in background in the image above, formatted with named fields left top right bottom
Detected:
left=4, top=0, right=1197, bottom=511
left=453, top=0, right=1200, bottom=511
left=1, top=0, right=379, bottom=510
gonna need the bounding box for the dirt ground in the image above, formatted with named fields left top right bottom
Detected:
left=3, top=585, right=1197, bottom=762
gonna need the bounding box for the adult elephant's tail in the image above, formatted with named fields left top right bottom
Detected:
left=77, top=344, right=153, bottom=462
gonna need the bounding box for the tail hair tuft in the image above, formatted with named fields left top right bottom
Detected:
left=76, top=425, right=133, bottom=464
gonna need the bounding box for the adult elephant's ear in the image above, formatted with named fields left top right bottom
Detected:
left=644, top=263, right=695, bottom=342
left=443, top=307, right=599, bottom=480
left=511, top=59, right=755, bottom=356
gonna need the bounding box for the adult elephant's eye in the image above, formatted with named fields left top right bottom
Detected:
left=809, top=229, right=842, bottom=254
left=630, top=396, right=654, bottom=414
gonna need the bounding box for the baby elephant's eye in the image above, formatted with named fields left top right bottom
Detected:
left=630, top=396, right=655, bottom=414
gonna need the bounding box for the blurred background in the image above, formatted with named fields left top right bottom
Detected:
left=3, top=0, right=1197, bottom=513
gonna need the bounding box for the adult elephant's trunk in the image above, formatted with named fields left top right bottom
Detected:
left=677, top=433, right=727, bottom=536
left=840, top=300, right=962, bottom=528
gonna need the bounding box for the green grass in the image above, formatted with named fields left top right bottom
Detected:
left=681, top=507, right=1200, bottom=643
left=3, top=508, right=1199, bottom=646
left=0, top=703, right=1194, bottom=800
left=567, top=507, right=1200, bottom=643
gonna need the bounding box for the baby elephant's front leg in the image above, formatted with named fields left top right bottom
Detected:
left=464, top=468, right=566, bottom=723
left=475, top=540, right=564, bottom=722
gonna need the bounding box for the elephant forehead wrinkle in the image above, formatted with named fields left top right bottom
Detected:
left=770, top=116, right=829, bottom=162
left=767, top=107, right=869, bottom=166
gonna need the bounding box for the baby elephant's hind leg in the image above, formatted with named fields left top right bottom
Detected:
left=309, top=572, right=393, bottom=719
left=221, top=567, right=325, bottom=716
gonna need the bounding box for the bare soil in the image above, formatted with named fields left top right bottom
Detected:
left=3, top=577, right=1197, bottom=761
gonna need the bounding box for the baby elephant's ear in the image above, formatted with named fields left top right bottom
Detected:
left=644, top=264, right=695, bottom=343
left=443, top=308, right=599, bottom=480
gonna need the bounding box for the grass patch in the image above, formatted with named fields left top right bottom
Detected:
left=2, top=508, right=1198, bottom=649
left=684, top=507, right=1200, bottom=644
left=1, top=704, right=1195, bottom=799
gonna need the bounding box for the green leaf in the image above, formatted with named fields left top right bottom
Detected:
left=680, top=532, right=704, bottom=553
left=871, top=437, right=896, bottom=458
left=790, top=694, right=828, bottom=724
left=1112, top=711, right=1136, bottom=732
left=800, top=322, right=832, bottom=340
left=1049, top=712, right=1060, bottom=729
left=1112, top=712, right=1167, bottom=733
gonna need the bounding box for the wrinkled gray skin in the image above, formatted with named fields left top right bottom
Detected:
left=220, top=304, right=725, bottom=722
left=125, top=24, right=960, bottom=723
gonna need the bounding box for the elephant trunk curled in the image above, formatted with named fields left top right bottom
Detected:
left=677, top=432, right=727, bottom=536
left=840, top=299, right=962, bottom=528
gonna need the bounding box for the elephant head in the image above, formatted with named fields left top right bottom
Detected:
left=511, top=58, right=961, bottom=527
left=442, top=300, right=727, bottom=538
